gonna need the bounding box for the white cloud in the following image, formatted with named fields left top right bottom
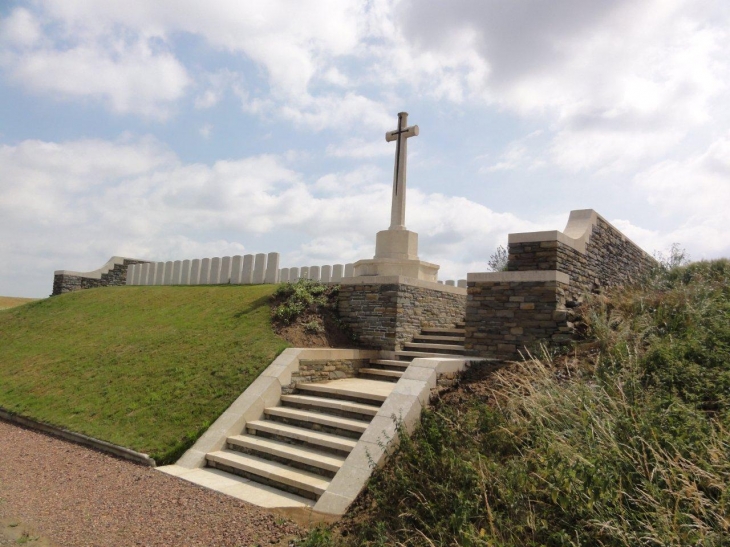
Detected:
left=326, top=138, right=392, bottom=159
left=0, top=7, right=42, bottom=47
left=0, top=135, right=547, bottom=296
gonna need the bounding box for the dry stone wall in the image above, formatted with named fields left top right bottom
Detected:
left=465, top=210, right=657, bottom=360
left=52, top=258, right=149, bottom=296
left=282, top=358, right=371, bottom=394
left=337, top=280, right=466, bottom=351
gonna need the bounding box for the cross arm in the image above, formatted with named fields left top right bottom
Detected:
left=385, top=125, right=419, bottom=142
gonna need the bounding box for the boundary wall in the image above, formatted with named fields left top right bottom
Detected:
left=337, top=276, right=467, bottom=351
left=52, top=256, right=149, bottom=295
left=465, top=209, right=656, bottom=359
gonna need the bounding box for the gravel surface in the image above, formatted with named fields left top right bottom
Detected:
left=0, top=420, right=303, bottom=547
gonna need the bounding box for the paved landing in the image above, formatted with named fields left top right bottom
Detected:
left=157, top=465, right=315, bottom=508
left=297, top=377, right=395, bottom=401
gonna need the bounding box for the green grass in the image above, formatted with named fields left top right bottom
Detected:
left=0, top=285, right=288, bottom=463
left=299, top=259, right=730, bottom=546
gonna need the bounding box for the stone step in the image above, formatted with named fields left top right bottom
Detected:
left=369, top=359, right=410, bottom=369
left=264, top=406, right=370, bottom=434
left=395, top=350, right=464, bottom=360
left=296, top=378, right=394, bottom=403
left=413, top=334, right=465, bottom=343
left=227, top=434, right=346, bottom=474
left=403, top=342, right=466, bottom=353
left=246, top=420, right=357, bottom=453
left=359, top=368, right=403, bottom=379
left=206, top=449, right=330, bottom=497
left=157, top=466, right=314, bottom=508
left=280, top=394, right=380, bottom=417
left=420, top=327, right=465, bottom=335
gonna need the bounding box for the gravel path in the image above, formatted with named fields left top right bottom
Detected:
left=0, top=421, right=302, bottom=546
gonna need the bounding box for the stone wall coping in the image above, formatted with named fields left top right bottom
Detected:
left=467, top=270, right=571, bottom=284
left=339, top=275, right=467, bottom=295
left=54, top=256, right=148, bottom=279
left=507, top=209, right=648, bottom=257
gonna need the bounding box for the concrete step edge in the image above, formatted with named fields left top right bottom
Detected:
left=265, top=406, right=370, bottom=433
left=370, top=359, right=410, bottom=368
left=296, top=382, right=389, bottom=402
left=280, top=394, right=380, bottom=417
left=359, top=368, right=404, bottom=378
left=404, top=342, right=467, bottom=351
left=207, top=450, right=330, bottom=496
left=246, top=420, right=357, bottom=452
left=227, top=434, right=346, bottom=473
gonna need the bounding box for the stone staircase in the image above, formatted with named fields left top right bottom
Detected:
left=204, top=377, right=392, bottom=503
left=359, top=322, right=467, bottom=382
left=160, top=323, right=469, bottom=512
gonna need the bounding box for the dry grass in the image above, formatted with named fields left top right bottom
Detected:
left=0, top=296, right=40, bottom=310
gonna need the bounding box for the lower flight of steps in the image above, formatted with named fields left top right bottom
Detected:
left=359, top=321, right=467, bottom=382
left=204, top=377, right=394, bottom=505
left=169, top=321, right=467, bottom=509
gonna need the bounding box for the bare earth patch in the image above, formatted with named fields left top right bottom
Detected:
left=0, top=421, right=303, bottom=547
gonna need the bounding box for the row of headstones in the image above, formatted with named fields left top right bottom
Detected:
left=126, top=253, right=280, bottom=286
left=279, top=264, right=355, bottom=283
left=440, top=279, right=467, bottom=287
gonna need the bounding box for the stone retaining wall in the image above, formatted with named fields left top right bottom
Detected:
left=465, top=210, right=656, bottom=360
left=337, top=277, right=467, bottom=351
left=508, top=210, right=655, bottom=298
left=52, top=257, right=149, bottom=296
left=465, top=272, right=573, bottom=359
left=282, top=358, right=371, bottom=394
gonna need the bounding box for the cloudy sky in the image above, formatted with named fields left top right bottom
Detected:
left=1, top=0, right=729, bottom=297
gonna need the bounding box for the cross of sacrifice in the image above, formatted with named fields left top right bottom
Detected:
left=385, top=111, right=418, bottom=230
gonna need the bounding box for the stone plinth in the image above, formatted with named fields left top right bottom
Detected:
left=353, top=257, right=439, bottom=282
left=353, top=229, right=439, bottom=282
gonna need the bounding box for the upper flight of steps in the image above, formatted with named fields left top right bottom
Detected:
left=359, top=321, right=466, bottom=382
left=197, top=322, right=467, bottom=507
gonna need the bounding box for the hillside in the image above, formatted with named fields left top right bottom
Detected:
left=0, top=296, right=39, bottom=310
left=301, top=259, right=730, bottom=546
left=0, top=285, right=288, bottom=463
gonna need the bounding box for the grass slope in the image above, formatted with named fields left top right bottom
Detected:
left=0, top=296, right=39, bottom=310
left=301, top=259, right=730, bottom=547
left=0, top=285, right=288, bottom=463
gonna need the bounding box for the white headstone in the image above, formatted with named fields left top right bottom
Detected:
left=241, top=255, right=254, bottom=284
left=181, top=260, right=192, bottom=285
left=220, top=256, right=232, bottom=284
left=321, top=265, right=332, bottom=283
left=126, top=264, right=136, bottom=285
left=300, top=266, right=309, bottom=280
left=438, top=280, right=444, bottom=284
left=190, top=259, right=201, bottom=285
left=289, top=267, right=300, bottom=282
left=279, top=268, right=290, bottom=283
left=163, top=261, right=174, bottom=285
left=133, top=264, right=144, bottom=285
left=445, top=280, right=455, bottom=286
left=344, top=263, right=354, bottom=278
left=172, top=261, right=182, bottom=284
left=230, top=255, right=244, bottom=284
left=253, top=254, right=267, bottom=284
left=457, top=279, right=467, bottom=288
left=140, top=263, right=150, bottom=285
left=309, top=265, right=320, bottom=281
left=209, top=257, right=222, bottom=284
left=332, top=264, right=344, bottom=282
left=154, top=262, right=165, bottom=285
left=199, top=258, right=211, bottom=284
left=148, top=263, right=158, bottom=285
left=265, top=252, right=280, bottom=284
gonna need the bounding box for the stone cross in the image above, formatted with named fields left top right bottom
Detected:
left=385, top=112, right=418, bottom=230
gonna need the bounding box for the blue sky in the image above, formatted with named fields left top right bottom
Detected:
left=1, top=0, right=729, bottom=297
